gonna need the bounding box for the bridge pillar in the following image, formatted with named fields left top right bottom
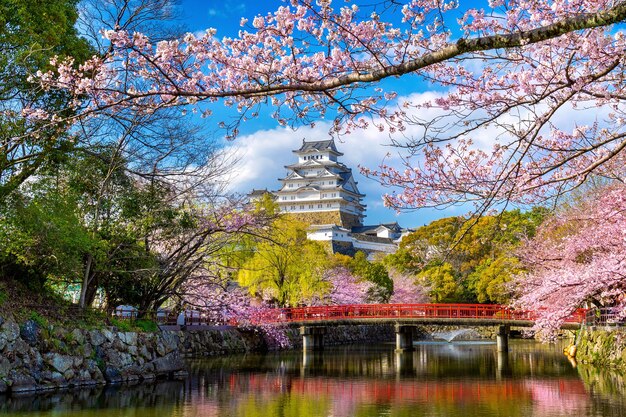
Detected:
left=395, top=350, right=415, bottom=375
left=395, top=324, right=414, bottom=352
left=300, top=326, right=326, bottom=352
left=496, top=325, right=510, bottom=352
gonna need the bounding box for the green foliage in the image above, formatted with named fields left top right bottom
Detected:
left=134, top=319, right=158, bottom=332
left=467, top=256, right=523, bottom=304
left=0, top=187, right=95, bottom=289
left=110, top=318, right=133, bottom=332
left=382, top=247, right=422, bottom=274
left=238, top=216, right=330, bottom=306
left=417, top=262, right=462, bottom=303
left=28, top=311, right=49, bottom=328
left=385, top=208, right=546, bottom=303
left=350, top=252, right=393, bottom=302
left=0, top=0, right=94, bottom=198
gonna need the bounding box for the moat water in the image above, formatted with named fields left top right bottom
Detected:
left=1, top=340, right=626, bottom=417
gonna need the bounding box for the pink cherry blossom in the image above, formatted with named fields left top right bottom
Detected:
left=25, top=1, right=626, bottom=212
left=513, top=183, right=626, bottom=339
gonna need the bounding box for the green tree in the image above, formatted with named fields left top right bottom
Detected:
left=417, top=262, right=462, bottom=303
left=385, top=208, right=547, bottom=303
left=0, top=0, right=93, bottom=198
left=237, top=216, right=329, bottom=307
left=467, top=256, right=523, bottom=304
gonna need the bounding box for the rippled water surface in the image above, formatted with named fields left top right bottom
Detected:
left=2, top=340, right=626, bottom=417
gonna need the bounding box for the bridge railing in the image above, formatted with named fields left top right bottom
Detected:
left=585, top=308, right=625, bottom=326
left=265, top=304, right=520, bottom=322
left=255, top=303, right=586, bottom=324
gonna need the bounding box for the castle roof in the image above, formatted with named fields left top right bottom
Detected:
left=248, top=188, right=271, bottom=197
left=352, top=222, right=401, bottom=234
left=294, top=139, right=343, bottom=156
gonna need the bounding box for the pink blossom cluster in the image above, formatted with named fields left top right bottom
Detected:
left=388, top=269, right=428, bottom=304
left=312, top=267, right=373, bottom=305
left=28, top=0, right=626, bottom=209
left=513, top=183, right=626, bottom=339
left=184, top=277, right=291, bottom=348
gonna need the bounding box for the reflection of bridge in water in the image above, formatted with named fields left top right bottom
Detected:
left=256, top=303, right=586, bottom=352
left=223, top=373, right=588, bottom=407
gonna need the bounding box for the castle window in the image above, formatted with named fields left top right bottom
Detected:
left=326, top=204, right=331, bottom=207
left=291, top=205, right=295, bottom=210
left=309, top=204, right=313, bottom=209
left=318, top=204, right=322, bottom=208
left=300, top=205, right=304, bottom=209
left=291, top=196, right=295, bottom=200
left=332, top=193, right=337, bottom=197
left=289, top=184, right=293, bottom=188
left=282, top=197, right=286, bottom=200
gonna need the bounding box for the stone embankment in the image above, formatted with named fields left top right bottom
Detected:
left=0, top=316, right=185, bottom=394
left=576, top=327, right=626, bottom=369
left=0, top=317, right=399, bottom=395
left=174, top=324, right=396, bottom=356
left=0, top=315, right=513, bottom=396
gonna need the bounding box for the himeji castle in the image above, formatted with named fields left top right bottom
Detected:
left=274, top=139, right=366, bottom=228
left=249, top=139, right=413, bottom=257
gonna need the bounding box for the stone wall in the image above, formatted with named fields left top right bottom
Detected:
left=576, top=327, right=626, bottom=369
left=174, top=328, right=267, bottom=356
left=173, top=325, right=395, bottom=355
left=0, top=316, right=184, bottom=394
left=286, top=211, right=362, bottom=229
left=288, top=211, right=343, bottom=226
left=287, top=324, right=395, bottom=348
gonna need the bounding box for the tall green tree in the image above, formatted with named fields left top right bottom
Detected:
left=238, top=215, right=330, bottom=307
left=0, top=0, right=93, bottom=198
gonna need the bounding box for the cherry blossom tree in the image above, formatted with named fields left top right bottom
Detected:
left=513, top=183, right=626, bottom=338
left=26, top=0, right=626, bottom=213
left=388, top=268, right=429, bottom=304
left=183, top=275, right=292, bottom=348
left=312, top=267, right=373, bottom=305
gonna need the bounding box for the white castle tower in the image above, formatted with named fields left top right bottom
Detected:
left=273, top=139, right=366, bottom=229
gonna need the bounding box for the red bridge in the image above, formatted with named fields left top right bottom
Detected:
left=252, top=303, right=586, bottom=353
left=257, top=303, right=585, bottom=328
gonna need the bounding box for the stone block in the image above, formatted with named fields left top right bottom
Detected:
left=44, top=353, right=74, bottom=374
left=20, top=320, right=39, bottom=346
left=151, top=352, right=183, bottom=375
left=8, top=371, right=37, bottom=393
left=2, top=321, right=20, bottom=342
left=89, top=330, right=106, bottom=347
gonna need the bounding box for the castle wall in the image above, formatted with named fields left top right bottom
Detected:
left=339, top=212, right=363, bottom=229
left=288, top=211, right=343, bottom=226
left=287, top=210, right=362, bottom=229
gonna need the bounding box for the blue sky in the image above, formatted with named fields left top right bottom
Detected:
left=175, top=0, right=481, bottom=227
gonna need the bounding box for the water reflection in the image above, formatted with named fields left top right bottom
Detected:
left=2, top=341, right=626, bottom=417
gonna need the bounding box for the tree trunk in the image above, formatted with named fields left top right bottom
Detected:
left=79, top=254, right=94, bottom=308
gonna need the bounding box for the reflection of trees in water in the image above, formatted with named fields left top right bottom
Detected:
left=2, top=342, right=625, bottom=417
left=577, top=364, right=626, bottom=417
left=0, top=380, right=184, bottom=414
